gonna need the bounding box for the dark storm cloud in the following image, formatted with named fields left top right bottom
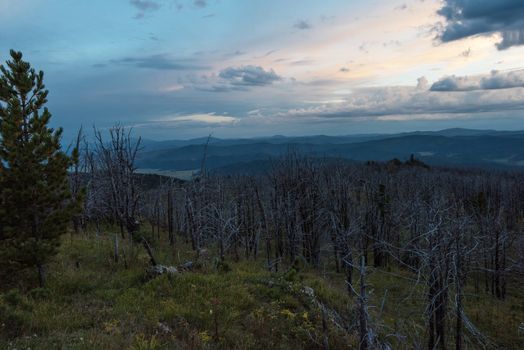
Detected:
left=496, top=29, right=524, bottom=50
left=110, top=54, right=209, bottom=70
left=218, top=65, right=282, bottom=86
left=437, top=0, right=524, bottom=50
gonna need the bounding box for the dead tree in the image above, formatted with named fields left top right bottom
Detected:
left=94, top=125, right=141, bottom=239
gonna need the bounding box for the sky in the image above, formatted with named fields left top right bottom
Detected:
left=2, top=0, right=524, bottom=140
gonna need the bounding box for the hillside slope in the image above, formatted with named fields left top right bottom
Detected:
left=1, top=232, right=522, bottom=349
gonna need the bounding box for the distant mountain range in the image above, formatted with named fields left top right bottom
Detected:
left=135, top=128, right=524, bottom=176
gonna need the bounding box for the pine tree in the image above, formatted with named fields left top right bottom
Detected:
left=0, top=50, right=81, bottom=287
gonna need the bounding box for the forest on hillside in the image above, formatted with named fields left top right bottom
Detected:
left=5, top=127, right=524, bottom=349
left=1, top=52, right=524, bottom=349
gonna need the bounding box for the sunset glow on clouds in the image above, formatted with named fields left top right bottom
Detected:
left=2, top=0, right=524, bottom=139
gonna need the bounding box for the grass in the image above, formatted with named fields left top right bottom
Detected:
left=1, top=230, right=523, bottom=349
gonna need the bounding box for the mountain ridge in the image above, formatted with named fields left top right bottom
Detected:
left=135, top=129, right=524, bottom=175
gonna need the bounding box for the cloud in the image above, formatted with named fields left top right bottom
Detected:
left=178, top=66, right=282, bottom=92
left=130, top=0, right=160, bottom=11
left=194, top=0, right=207, bottom=8
left=481, top=70, right=524, bottom=89
left=430, top=75, right=478, bottom=92
left=111, top=54, right=209, bottom=70
left=290, top=59, right=315, bottom=66
left=293, top=20, right=313, bottom=30
left=496, top=28, right=524, bottom=50
left=461, top=48, right=471, bottom=57
left=218, top=65, right=282, bottom=86
left=430, top=70, right=524, bottom=91
left=416, top=77, right=428, bottom=90
left=152, top=0, right=206, bottom=13
left=254, top=49, right=278, bottom=59
left=130, top=0, right=161, bottom=18
left=320, top=15, right=336, bottom=22
left=153, top=113, right=238, bottom=125
left=437, top=0, right=524, bottom=50
left=223, top=50, right=246, bottom=58
left=251, top=75, right=524, bottom=125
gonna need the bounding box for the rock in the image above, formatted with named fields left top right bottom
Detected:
left=157, top=322, right=172, bottom=334
left=197, top=249, right=209, bottom=260
left=180, top=261, right=194, bottom=270
left=302, top=286, right=315, bottom=298
left=146, top=265, right=178, bottom=279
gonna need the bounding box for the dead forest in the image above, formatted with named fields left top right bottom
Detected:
left=64, top=126, right=524, bottom=349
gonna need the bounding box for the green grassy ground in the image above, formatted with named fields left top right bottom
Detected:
left=1, top=231, right=523, bottom=349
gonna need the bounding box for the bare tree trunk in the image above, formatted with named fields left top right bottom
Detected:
left=37, top=264, right=46, bottom=288
left=168, top=188, right=175, bottom=246
left=494, top=230, right=501, bottom=299
left=428, top=261, right=437, bottom=350
left=456, top=283, right=463, bottom=350
left=343, top=249, right=353, bottom=295
left=114, top=233, right=119, bottom=263
left=254, top=185, right=271, bottom=271
left=321, top=307, right=329, bottom=350
left=142, top=238, right=158, bottom=266
left=358, top=256, right=369, bottom=350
